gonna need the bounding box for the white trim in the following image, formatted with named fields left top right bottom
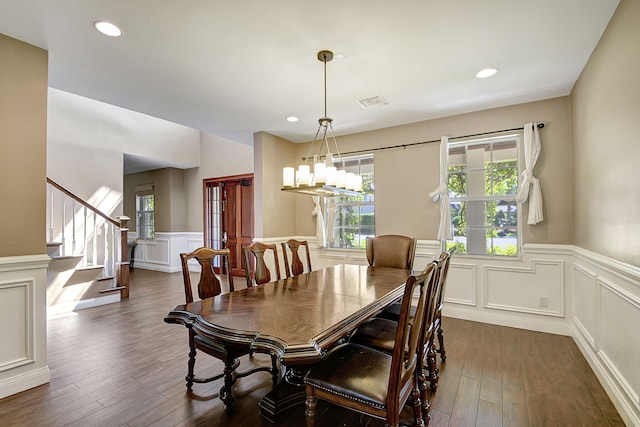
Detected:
left=0, top=254, right=51, bottom=272
left=0, top=254, right=50, bottom=400
left=0, top=367, right=51, bottom=400
left=47, top=293, right=120, bottom=316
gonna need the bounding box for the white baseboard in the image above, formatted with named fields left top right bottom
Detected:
left=0, top=366, right=51, bottom=400
left=47, top=293, right=121, bottom=317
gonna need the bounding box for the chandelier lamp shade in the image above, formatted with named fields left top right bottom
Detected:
left=281, top=50, right=362, bottom=197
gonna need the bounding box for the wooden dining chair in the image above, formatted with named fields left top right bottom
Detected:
left=180, top=247, right=279, bottom=413
left=243, top=241, right=282, bottom=287
left=304, top=265, right=436, bottom=427
left=281, top=239, right=312, bottom=277
left=431, top=249, right=454, bottom=373
left=348, top=261, right=441, bottom=422
left=366, top=234, right=417, bottom=270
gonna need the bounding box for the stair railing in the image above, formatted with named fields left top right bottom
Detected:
left=47, top=178, right=130, bottom=299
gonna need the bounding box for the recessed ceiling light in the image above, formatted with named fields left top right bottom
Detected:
left=94, top=21, right=123, bottom=37
left=476, top=68, right=497, bottom=79
left=286, top=116, right=299, bottom=122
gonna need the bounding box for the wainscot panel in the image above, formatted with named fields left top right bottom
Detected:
left=132, top=232, right=203, bottom=273
left=0, top=255, right=50, bottom=399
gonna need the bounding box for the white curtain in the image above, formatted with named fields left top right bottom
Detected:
left=428, top=136, right=452, bottom=240
left=325, top=198, right=337, bottom=244
left=311, top=196, right=326, bottom=248
left=516, top=122, right=544, bottom=225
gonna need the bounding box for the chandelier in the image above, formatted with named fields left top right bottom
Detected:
left=281, top=50, right=362, bottom=196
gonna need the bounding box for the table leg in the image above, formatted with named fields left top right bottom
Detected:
left=258, top=366, right=310, bottom=422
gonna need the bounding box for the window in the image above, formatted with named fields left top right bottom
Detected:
left=446, top=135, right=520, bottom=256
left=327, top=154, right=375, bottom=249
left=136, top=194, right=155, bottom=240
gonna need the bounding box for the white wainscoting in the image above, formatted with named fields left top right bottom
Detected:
left=571, top=247, right=640, bottom=427
left=131, top=232, right=203, bottom=273
left=0, top=254, right=50, bottom=399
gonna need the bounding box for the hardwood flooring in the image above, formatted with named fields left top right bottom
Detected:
left=0, top=269, right=625, bottom=426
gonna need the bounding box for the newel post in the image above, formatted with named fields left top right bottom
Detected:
left=117, top=216, right=131, bottom=299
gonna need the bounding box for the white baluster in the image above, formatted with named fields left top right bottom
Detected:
left=71, top=200, right=76, bottom=254
left=49, top=186, right=54, bottom=243
left=83, top=206, right=88, bottom=267
left=61, top=199, right=66, bottom=255
left=92, top=211, right=98, bottom=267
left=103, top=222, right=110, bottom=277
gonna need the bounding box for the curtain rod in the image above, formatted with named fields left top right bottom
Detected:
left=336, top=122, right=545, bottom=157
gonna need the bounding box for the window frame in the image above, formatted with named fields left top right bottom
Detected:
left=326, top=154, right=375, bottom=249
left=136, top=193, right=155, bottom=240
left=445, top=133, right=522, bottom=258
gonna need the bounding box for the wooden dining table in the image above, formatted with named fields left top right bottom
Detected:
left=164, top=263, right=411, bottom=422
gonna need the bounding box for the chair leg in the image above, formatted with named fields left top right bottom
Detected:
left=269, top=354, right=279, bottom=387
left=220, top=358, right=238, bottom=414
left=410, top=383, right=425, bottom=427
left=185, top=345, right=196, bottom=392
left=437, top=326, right=446, bottom=362
left=305, top=394, right=317, bottom=427
left=418, top=369, right=430, bottom=422
left=427, top=346, right=439, bottom=392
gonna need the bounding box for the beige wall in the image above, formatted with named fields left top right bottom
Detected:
left=47, top=88, right=200, bottom=221
left=124, top=168, right=187, bottom=234
left=267, top=96, right=573, bottom=243
left=254, top=131, right=298, bottom=238
left=571, top=0, right=639, bottom=268
left=184, top=131, right=254, bottom=232
left=0, top=34, right=48, bottom=256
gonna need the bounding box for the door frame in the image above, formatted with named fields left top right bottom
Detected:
left=203, top=173, right=254, bottom=277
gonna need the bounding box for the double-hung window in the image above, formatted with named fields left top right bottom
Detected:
left=446, top=134, right=520, bottom=256
left=136, top=193, right=155, bottom=240
left=327, top=154, right=374, bottom=249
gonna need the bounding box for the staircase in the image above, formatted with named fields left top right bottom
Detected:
left=46, top=178, right=130, bottom=316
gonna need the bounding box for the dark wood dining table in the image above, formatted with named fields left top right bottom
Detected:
left=164, top=263, right=411, bottom=421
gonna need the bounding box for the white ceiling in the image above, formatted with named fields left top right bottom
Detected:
left=0, top=0, right=619, bottom=148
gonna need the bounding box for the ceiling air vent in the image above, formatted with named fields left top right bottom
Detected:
left=357, top=96, right=388, bottom=109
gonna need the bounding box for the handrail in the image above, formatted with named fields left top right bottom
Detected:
left=47, top=177, right=130, bottom=299
left=47, top=177, right=120, bottom=227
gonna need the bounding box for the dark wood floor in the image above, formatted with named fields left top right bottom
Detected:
left=0, top=269, right=625, bottom=426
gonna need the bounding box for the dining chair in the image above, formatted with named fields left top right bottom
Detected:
left=281, top=239, right=312, bottom=277
left=431, top=248, right=454, bottom=365
left=180, top=247, right=279, bottom=413
left=366, top=234, right=417, bottom=270
left=348, top=260, right=441, bottom=422
left=358, top=251, right=452, bottom=394
left=304, top=264, right=436, bottom=427
left=243, top=241, right=282, bottom=287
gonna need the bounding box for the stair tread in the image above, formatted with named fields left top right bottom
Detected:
left=99, top=286, right=126, bottom=293
left=76, top=265, right=104, bottom=271
left=50, top=255, right=84, bottom=261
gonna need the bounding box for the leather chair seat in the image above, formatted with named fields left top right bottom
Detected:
left=376, top=300, right=417, bottom=321
left=349, top=318, right=397, bottom=353
left=304, top=343, right=391, bottom=410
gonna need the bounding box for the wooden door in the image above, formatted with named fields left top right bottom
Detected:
left=204, top=174, right=254, bottom=277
